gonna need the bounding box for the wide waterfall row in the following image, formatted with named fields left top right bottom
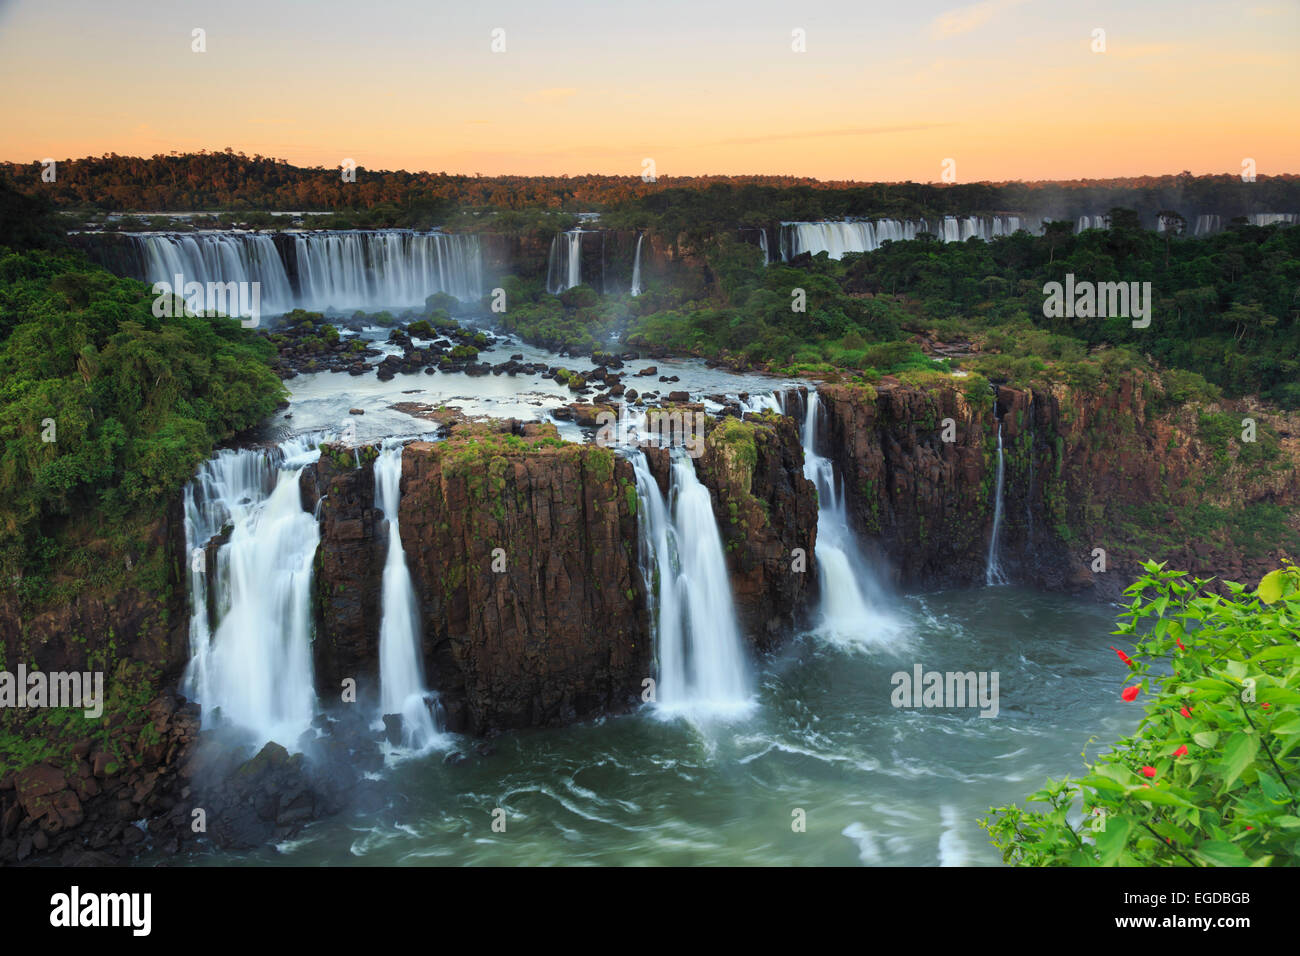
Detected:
left=292, top=231, right=482, bottom=308
left=778, top=215, right=1028, bottom=260
left=132, top=230, right=484, bottom=313
left=630, top=450, right=752, bottom=715
left=139, top=233, right=295, bottom=313
left=182, top=437, right=322, bottom=747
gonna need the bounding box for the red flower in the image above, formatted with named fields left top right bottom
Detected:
left=1173, top=745, right=1188, bottom=757
left=1111, top=646, right=1134, bottom=667
left=1176, top=637, right=1185, bottom=651
left=1180, top=705, right=1191, bottom=718
left=1263, top=703, right=1271, bottom=709
left=1122, top=685, right=1141, bottom=702
left=1246, top=826, right=1254, bottom=831
left=1141, top=766, right=1157, bottom=778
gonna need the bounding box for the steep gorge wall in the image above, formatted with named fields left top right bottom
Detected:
left=817, top=373, right=1300, bottom=597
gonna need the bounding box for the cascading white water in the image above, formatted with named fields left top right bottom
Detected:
left=800, top=393, right=900, bottom=648
left=293, top=231, right=482, bottom=308
left=779, top=216, right=1023, bottom=260
left=1193, top=214, right=1221, bottom=236
left=630, top=233, right=644, bottom=297
left=137, top=233, right=295, bottom=315
left=547, top=230, right=585, bottom=294
left=374, top=443, right=439, bottom=750
left=757, top=228, right=770, bottom=264
left=1249, top=212, right=1298, bottom=227
left=985, top=422, right=1008, bottom=586
left=182, top=437, right=322, bottom=746
left=132, top=230, right=482, bottom=313
left=630, top=450, right=751, bottom=715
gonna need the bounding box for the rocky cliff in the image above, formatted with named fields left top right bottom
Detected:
left=396, top=421, right=650, bottom=735
left=816, top=372, right=1300, bottom=597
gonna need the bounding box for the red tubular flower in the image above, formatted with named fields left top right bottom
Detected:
left=1179, top=705, right=1191, bottom=718
left=1111, top=645, right=1134, bottom=667
left=1141, top=766, right=1157, bottom=778
left=1176, top=637, right=1186, bottom=651
left=1122, top=685, right=1141, bottom=702
left=1173, top=745, right=1188, bottom=757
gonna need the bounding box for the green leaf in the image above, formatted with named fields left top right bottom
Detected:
left=1219, top=732, right=1260, bottom=791
left=1257, top=569, right=1284, bottom=604
left=1194, top=840, right=1251, bottom=867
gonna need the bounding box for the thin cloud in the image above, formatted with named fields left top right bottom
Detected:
left=933, top=0, right=1031, bottom=38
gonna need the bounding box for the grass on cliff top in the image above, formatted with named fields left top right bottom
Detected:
left=0, top=658, right=162, bottom=778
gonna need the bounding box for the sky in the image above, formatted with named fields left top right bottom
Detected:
left=0, top=0, right=1296, bottom=181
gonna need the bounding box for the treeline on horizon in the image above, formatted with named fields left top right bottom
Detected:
left=2, top=150, right=1298, bottom=229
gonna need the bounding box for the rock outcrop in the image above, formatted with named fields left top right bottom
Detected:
left=396, top=421, right=651, bottom=734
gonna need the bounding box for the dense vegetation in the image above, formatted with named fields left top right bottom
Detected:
left=5, top=151, right=1299, bottom=229
left=0, top=184, right=284, bottom=607
left=487, top=216, right=1300, bottom=409
left=983, top=562, right=1300, bottom=866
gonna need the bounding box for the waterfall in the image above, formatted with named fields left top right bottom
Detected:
left=757, top=228, right=769, bottom=264
left=985, top=421, right=1008, bottom=586
left=292, top=231, right=482, bottom=308
left=778, top=216, right=1020, bottom=260
left=137, top=233, right=295, bottom=315
left=131, top=230, right=482, bottom=313
left=630, top=233, right=644, bottom=297
left=630, top=450, right=751, bottom=715
left=1249, top=212, right=1298, bottom=227
left=800, top=393, right=900, bottom=648
left=182, top=437, right=322, bottom=746
left=547, top=229, right=584, bottom=294
left=374, top=444, right=439, bottom=750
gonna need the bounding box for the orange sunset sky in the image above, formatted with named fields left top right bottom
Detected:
left=0, top=0, right=1296, bottom=181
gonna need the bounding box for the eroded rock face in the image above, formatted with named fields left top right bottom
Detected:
left=397, top=422, right=652, bottom=735
left=816, top=382, right=994, bottom=588
left=307, top=447, right=386, bottom=695
left=697, top=413, right=818, bottom=648
left=815, top=373, right=1300, bottom=598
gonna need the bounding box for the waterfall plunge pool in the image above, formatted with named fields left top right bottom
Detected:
left=148, top=586, right=1135, bottom=867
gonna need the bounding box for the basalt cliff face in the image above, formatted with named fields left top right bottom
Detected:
left=397, top=423, right=650, bottom=735
left=815, top=372, right=1300, bottom=597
